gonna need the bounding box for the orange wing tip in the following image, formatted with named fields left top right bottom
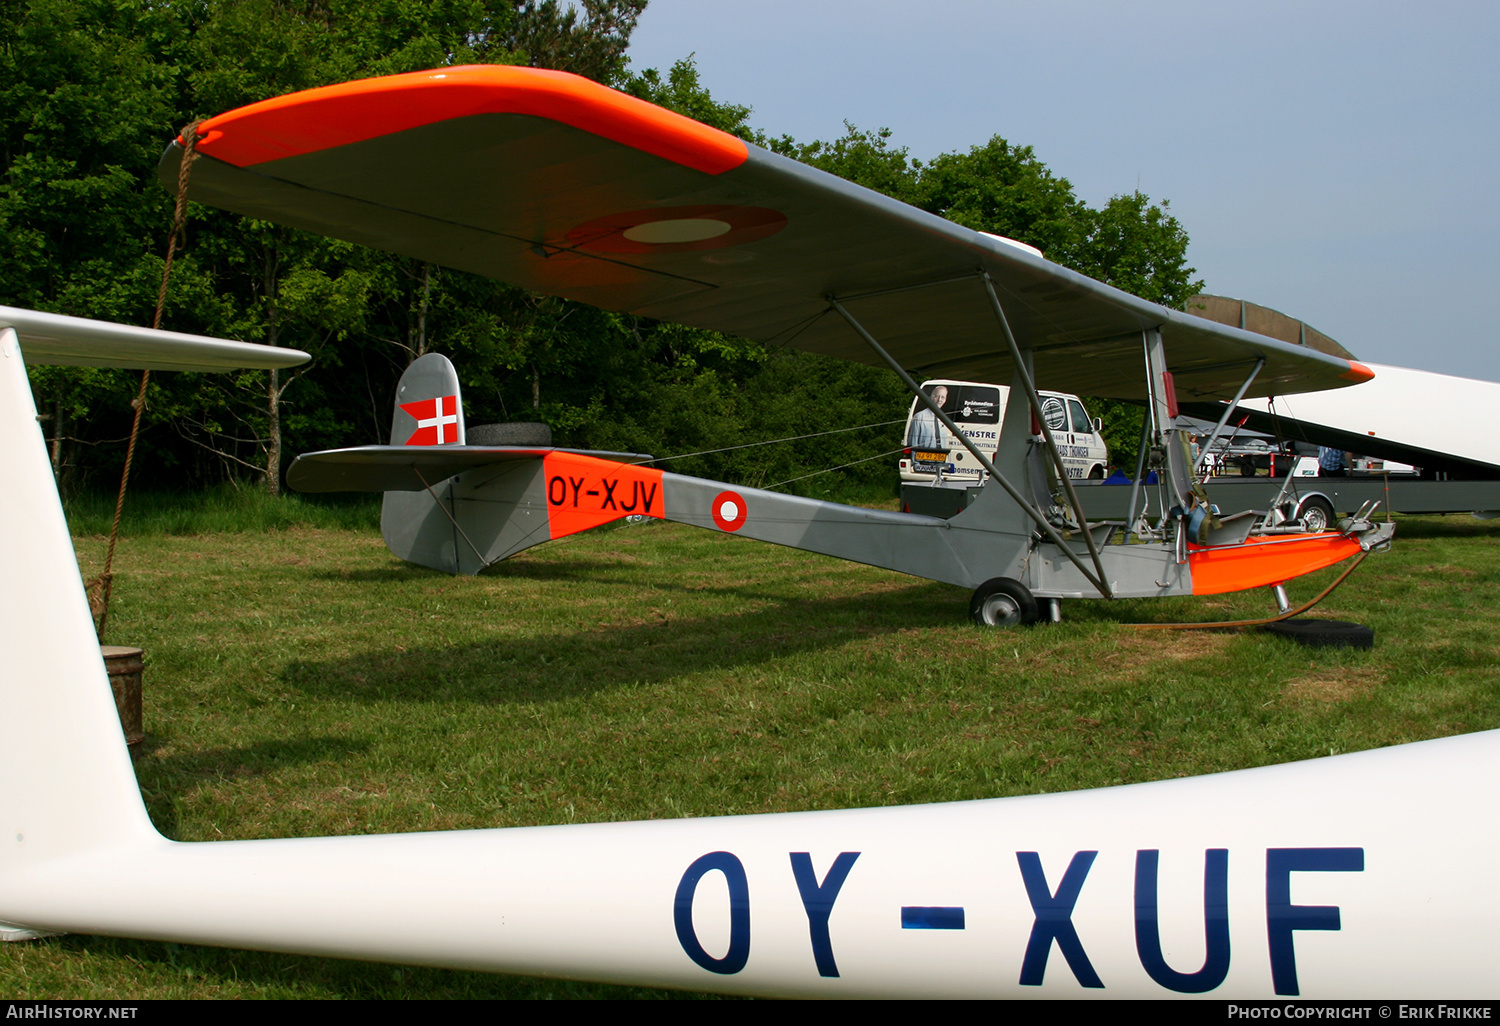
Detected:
left=175, top=128, right=225, bottom=149
left=192, top=65, right=748, bottom=176
left=1341, top=361, right=1375, bottom=383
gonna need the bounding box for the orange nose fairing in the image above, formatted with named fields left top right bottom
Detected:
left=1188, top=532, right=1363, bottom=595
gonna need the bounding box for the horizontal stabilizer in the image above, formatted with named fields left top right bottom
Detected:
left=1, top=305, right=310, bottom=371
left=288, top=445, right=654, bottom=493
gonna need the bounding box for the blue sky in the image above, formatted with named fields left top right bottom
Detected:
left=628, top=1, right=1500, bottom=380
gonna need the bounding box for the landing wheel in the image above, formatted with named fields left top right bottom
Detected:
left=1297, top=497, right=1336, bottom=533
left=969, top=578, right=1039, bottom=627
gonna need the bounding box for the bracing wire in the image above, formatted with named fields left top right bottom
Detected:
left=762, top=448, right=906, bottom=491
left=639, top=418, right=905, bottom=465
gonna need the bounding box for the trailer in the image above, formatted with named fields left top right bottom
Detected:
left=904, top=475, right=1500, bottom=530
left=897, top=295, right=1500, bottom=529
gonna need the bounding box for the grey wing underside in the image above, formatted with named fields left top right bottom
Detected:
left=159, top=69, right=1369, bottom=403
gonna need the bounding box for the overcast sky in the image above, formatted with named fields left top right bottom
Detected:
left=627, top=1, right=1500, bottom=380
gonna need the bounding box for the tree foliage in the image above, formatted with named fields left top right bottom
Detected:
left=509, top=0, right=646, bottom=84
left=2, top=8, right=1200, bottom=497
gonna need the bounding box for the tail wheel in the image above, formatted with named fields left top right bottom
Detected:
left=1297, top=497, right=1336, bottom=533
left=969, top=577, right=1039, bottom=627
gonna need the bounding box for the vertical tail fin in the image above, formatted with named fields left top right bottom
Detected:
left=382, top=353, right=467, bottom=571
left=389, top=352, right=465, bottom=446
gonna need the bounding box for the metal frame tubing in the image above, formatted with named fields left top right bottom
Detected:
left=1195, top=358, right=1265, bottom=476
left=978, top=273, right=1112, bottom=597
left=829, top=296, right=1110, bottom=599
left=1124, top=413, right=1152, bottom=540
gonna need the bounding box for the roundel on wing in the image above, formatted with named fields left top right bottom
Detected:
left=711, top=490, right=747, bottom=532
left=566, top=205, right=787, bottom=254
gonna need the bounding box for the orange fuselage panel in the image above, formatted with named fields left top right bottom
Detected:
left=1188, top=533, right=1361, bottom=595
left=541, top=452, right=666, bottom=541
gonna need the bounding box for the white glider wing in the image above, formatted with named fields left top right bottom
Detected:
left=1, top=305, right=310, bottom=371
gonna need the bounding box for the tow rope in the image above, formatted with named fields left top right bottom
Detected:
left=88, top=121, right=202, bottom=641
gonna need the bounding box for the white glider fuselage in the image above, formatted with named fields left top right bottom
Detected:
left=1, top=320, right=1498, bottom=998
left=1238, top=362, right=1500, bottom=472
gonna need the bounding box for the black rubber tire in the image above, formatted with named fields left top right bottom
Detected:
left=1238, top=457, right=1256, bottom=477
left=969, top=577, right=1039, bottom=627
left=466, top=421, right=553, bottom=447
left=1260, top=618, right=1374, bottom=650
left=1297, top=497, right=1337, bottom=533
left=1088, top=465, right=1105, bottom=480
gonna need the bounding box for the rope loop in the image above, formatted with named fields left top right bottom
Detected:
left=89, top=120, right=203, bottom=641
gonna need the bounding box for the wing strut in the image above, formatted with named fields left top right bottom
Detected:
left=1124, top=408, right=1153, bottom=539
left=1194, top=357, right=1265, bottom=476
left=829, top=296, right=1111, bottom=600
left=979, top=272, right=1112, bottom=598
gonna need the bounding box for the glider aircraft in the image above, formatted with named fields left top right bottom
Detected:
left=1179, top=295, right=1500, bottom=483
left=9, top=69, right=1493, bottom=1000
left=2, top=308, right=1498, bottom=998
left=159, top=65, right=1394, bottom=626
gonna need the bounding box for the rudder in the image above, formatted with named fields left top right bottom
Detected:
left=381, top=354, right=467, bottom=572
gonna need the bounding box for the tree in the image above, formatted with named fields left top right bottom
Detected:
left=2, top=15, right=1205, bottom=497
left=628, top=59, right=1202, bottom=480
left=507, top=0, right=647, bottom=84
left=1071, top=191, right=1197, bottom=307
left=914, top=137, right=1082, bottom=255
left=769, top=124, right=920, bottom=205
left=179, top=0, right=525, bottom=494
left=0, top=0, right=190, bottom=492
left=909, top=139, right=1201, bottom=473
left=626, top=56, right=753, bottom=136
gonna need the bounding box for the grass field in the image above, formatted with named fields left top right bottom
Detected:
left=5, top=489, right=1499, bottom=998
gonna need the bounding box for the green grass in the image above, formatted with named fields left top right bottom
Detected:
left=61, top=484, right=381, bottom=537
left=8, top=505, right=1500, bottom=997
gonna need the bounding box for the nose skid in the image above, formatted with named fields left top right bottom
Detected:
left=1343, top=516, right=1396, bottom=553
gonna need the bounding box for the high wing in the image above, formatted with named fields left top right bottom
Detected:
left=158, top=66, right=1369, bottom=401
left=2, top=305, right=310, bottom=371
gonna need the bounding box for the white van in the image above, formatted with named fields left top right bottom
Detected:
left=898, top=379, right=1110, bottom=483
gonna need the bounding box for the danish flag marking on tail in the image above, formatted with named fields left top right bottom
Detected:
left=400, top=395, right=459, bottom=445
